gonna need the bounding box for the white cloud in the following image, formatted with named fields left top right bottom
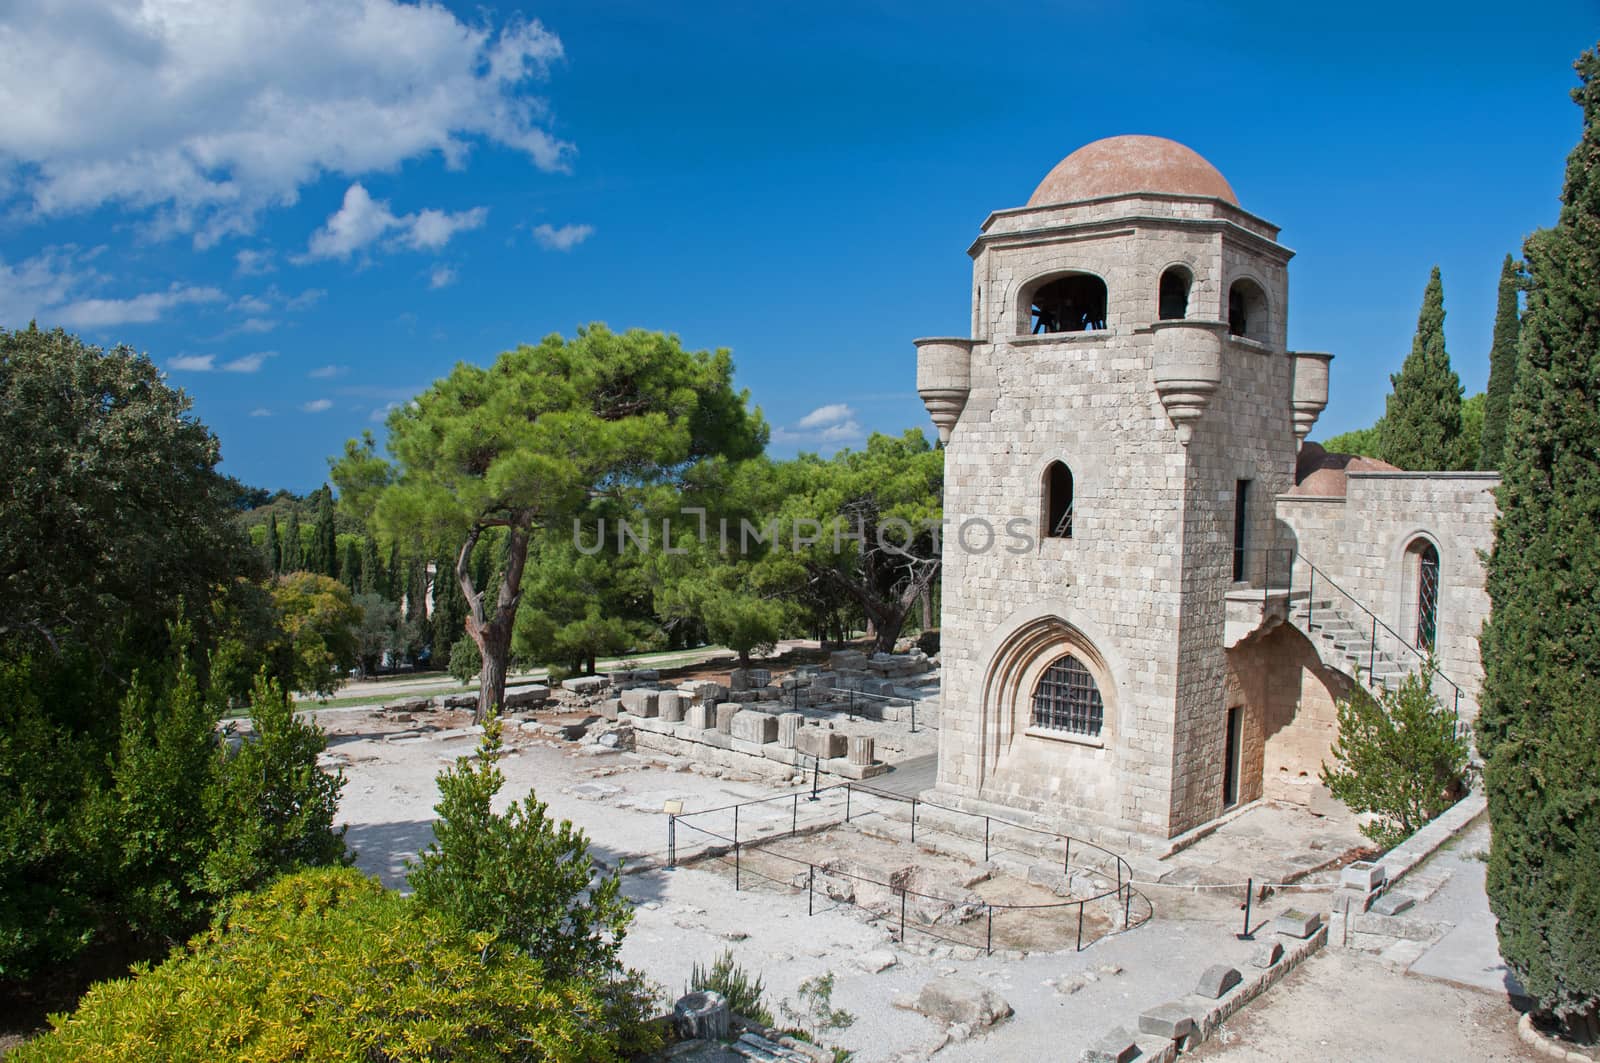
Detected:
left=796, top=403, right=854, bottom=429
left=771, top=403, right=865, bottom=449
left=230, top=294, right=272, bottom=315
left=1, top=246, right=228, bottom=329
left=531, top=222, right=593, bottom=251
left=249, top=407, right=272, bottom=417
left=300, top=183, right=486, bottom=261
left=302, top=398, right=334, bottom=413
left=55, top=283, right=224, bottom=327
left=284, top=287, right=325, bottom=310
left=0, top=1, right=571, bottom=246
left=168, top=350, right=275, bottom=373
left=222, top=351, right=274, bottom=373
left=428, top=264, right=457, bottom=289
left=234, top=249, right=275, bottom=276
left=308, top=364, right=347, bottom=379
left=369, top=402, right=400, bottom=422
left=230, top=317, right=277, bottom=334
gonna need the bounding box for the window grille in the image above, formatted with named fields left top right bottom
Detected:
left=1031, top=655, right=1104, bottom=736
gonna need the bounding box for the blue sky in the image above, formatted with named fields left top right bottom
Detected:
left=1, top=1, right=1595, bottom=492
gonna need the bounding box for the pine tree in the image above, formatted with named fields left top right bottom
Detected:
left=1479, top=48, right=1600, bottom=1042
left=282, top=510, right=302, bottom=572
left=1479, top=254, right=1524, bottom=470
left=1379, top=267, right=1466, bottom=470
left=264, top=513, right=282, bottom=574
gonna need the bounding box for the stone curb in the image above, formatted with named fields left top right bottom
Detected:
left=1518, top=1013, right=1597, bottom=1062
left=1077, top=924, right=1327, bottom=1062
left=1380, top=792, right=1487, bottom=887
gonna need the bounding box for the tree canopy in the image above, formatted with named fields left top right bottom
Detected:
left=333, top=325, right=766, bottom=719
left=0, top=325, right=248, bottom=659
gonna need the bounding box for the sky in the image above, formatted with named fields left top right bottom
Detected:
left=1, top=0, right=1596, bottom=492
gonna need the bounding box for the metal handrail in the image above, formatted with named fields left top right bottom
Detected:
left=1293, top=551, right=1465, bottom=709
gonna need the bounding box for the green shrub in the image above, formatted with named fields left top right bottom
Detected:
left=204, top=673, right=349, bottom=898
left=689, top=949, right=772, bottom=1025
left=1321, top=666, right=1470, bottom=849
left=448, top=633, right=482, bottom=685
left=779, top=972, right=855, bottom=1048
left=11, top=867, right=627, bottom=1062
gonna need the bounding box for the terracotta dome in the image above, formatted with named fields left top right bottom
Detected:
left=1027, top=135, right=1237, bottom=208
left=1289, top=442, right=1402, bottom=498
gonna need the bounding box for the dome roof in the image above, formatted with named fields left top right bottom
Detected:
left=1027, top=135, right=1237, bottom=208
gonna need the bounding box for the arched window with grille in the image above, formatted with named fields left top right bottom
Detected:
left=1044, top=461, right=1073, bottom=539
left=1031, top=654, right=1104, bottom=736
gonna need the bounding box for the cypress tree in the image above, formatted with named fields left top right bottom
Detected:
left=337, top=537, right=360, bottom=590
left=282, top=510, right=302, bottom=572
left=264, top=513, right=282, bottom=574
left=1479, top=254, right=1524, bottom=469
left=430, top=551, right=467, bottom=670
left=308, top=486, right=338, bottom=576
left=358, top=536, right=383, bottom=597
left=1479, top=48, right=1600, bottom=1041
left=1379, top=267, right=1465, bottom=470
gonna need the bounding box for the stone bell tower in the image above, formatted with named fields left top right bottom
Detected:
left=916, top=135, right=1332, bottom=844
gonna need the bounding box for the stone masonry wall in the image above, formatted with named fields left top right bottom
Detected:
left=1279, top=472, right=1498, bottom=717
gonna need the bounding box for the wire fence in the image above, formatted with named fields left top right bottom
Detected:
left=666, top=782, right=1151, bottom=954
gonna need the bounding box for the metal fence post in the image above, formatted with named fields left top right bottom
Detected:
left=910, top=797, right=918, bottom=843
left=1240, top=877, right=1253, bottom=939
left=734, top=804, right=740, bottom=848
left=910, top=699, right=916, bottom=734
left=1370, top=616, right=1377, bottom=676
left=792, top=792, right=798, bottom=836
left=1124, top=884, right=1132, bottom=930
left=1064, top=838, right=1070, bottom=874
left=900, top=890, right=907, bottom=941
left=1076, top=902, right=1084, bottom=952
left=845, top=784, right=852, bottom=823
left=811, top=754, right=820, bottom=799
left=1308, top=564, right=1315, bottom=627
left=986, top=906, right=993, bottom=956
left=667, top=814, right=676, bottom=870
left=984, top=817, right=990, bottom=863
left=808, top=865, right=815, bottom=916
left=735, top=842, right=741, bottom=891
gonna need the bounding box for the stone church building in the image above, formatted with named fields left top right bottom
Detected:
left=915, top=135, right=1498, bottom=849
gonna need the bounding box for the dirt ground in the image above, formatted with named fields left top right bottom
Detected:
left=1191, top=950, right=1535, bottom=1063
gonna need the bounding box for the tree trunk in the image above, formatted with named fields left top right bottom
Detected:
left=921, top=585, right=933, bottom=631
left=459, top=519, right=534, bottom=724
left=739, top=647, right=751, bottom=668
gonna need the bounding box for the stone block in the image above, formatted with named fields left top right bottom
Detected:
left=746, top=668, right=772, bottom=687
left=502, top=684, right=550, bottom=709
left=1371, top=892, right=1415, bottom=917
left=777, top=712, right=803, bottom=749
left=894, top=977, right=1011, bottom=1029
left=1080, top=1027, right=1139, bottom=1063
left=658, top=691, right=686, bottom=723
left=1137, top=1001, right=1197, bottom=1042
left=596, top=698, right=621, bottom=722
left=728, top=668, right=751, bottom=692
left=686, top=703, right=716, bottom=731
left=605, top=669, right=634, bottom=688
left=1249, top=940, right=1283, bottom=968
left=1272, top=908, right=1322, bottom=938
left=1340, top=861, right=1387, bottom=893
left=848, top=735, right=875, bottom=766
left=561, top=675, right=608, bottom=695
left=1194, top=964, right=1241, bottom=999
left=632, top=668, right=659, bottom=682
left=796, top=728, right=846, bottom=760
left=714, top=703, right=740, bottom=735
left=1333, top=887, right=1378, bottom=913
left=682, top=681, right=727, bottom=705
left=729, top=710, right=778, bottom=744
left=620, top=688, right=659, bottom=718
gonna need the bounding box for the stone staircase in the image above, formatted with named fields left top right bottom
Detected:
left=1288, top=596, right=1415, bottom=695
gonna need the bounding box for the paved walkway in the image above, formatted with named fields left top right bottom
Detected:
left=870, top=753, right=938, bottom=798
left=1404, top=816, right=1522, bottom=996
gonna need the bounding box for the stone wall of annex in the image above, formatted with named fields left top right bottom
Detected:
left=1278, top=471, right=1499, bottom=717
